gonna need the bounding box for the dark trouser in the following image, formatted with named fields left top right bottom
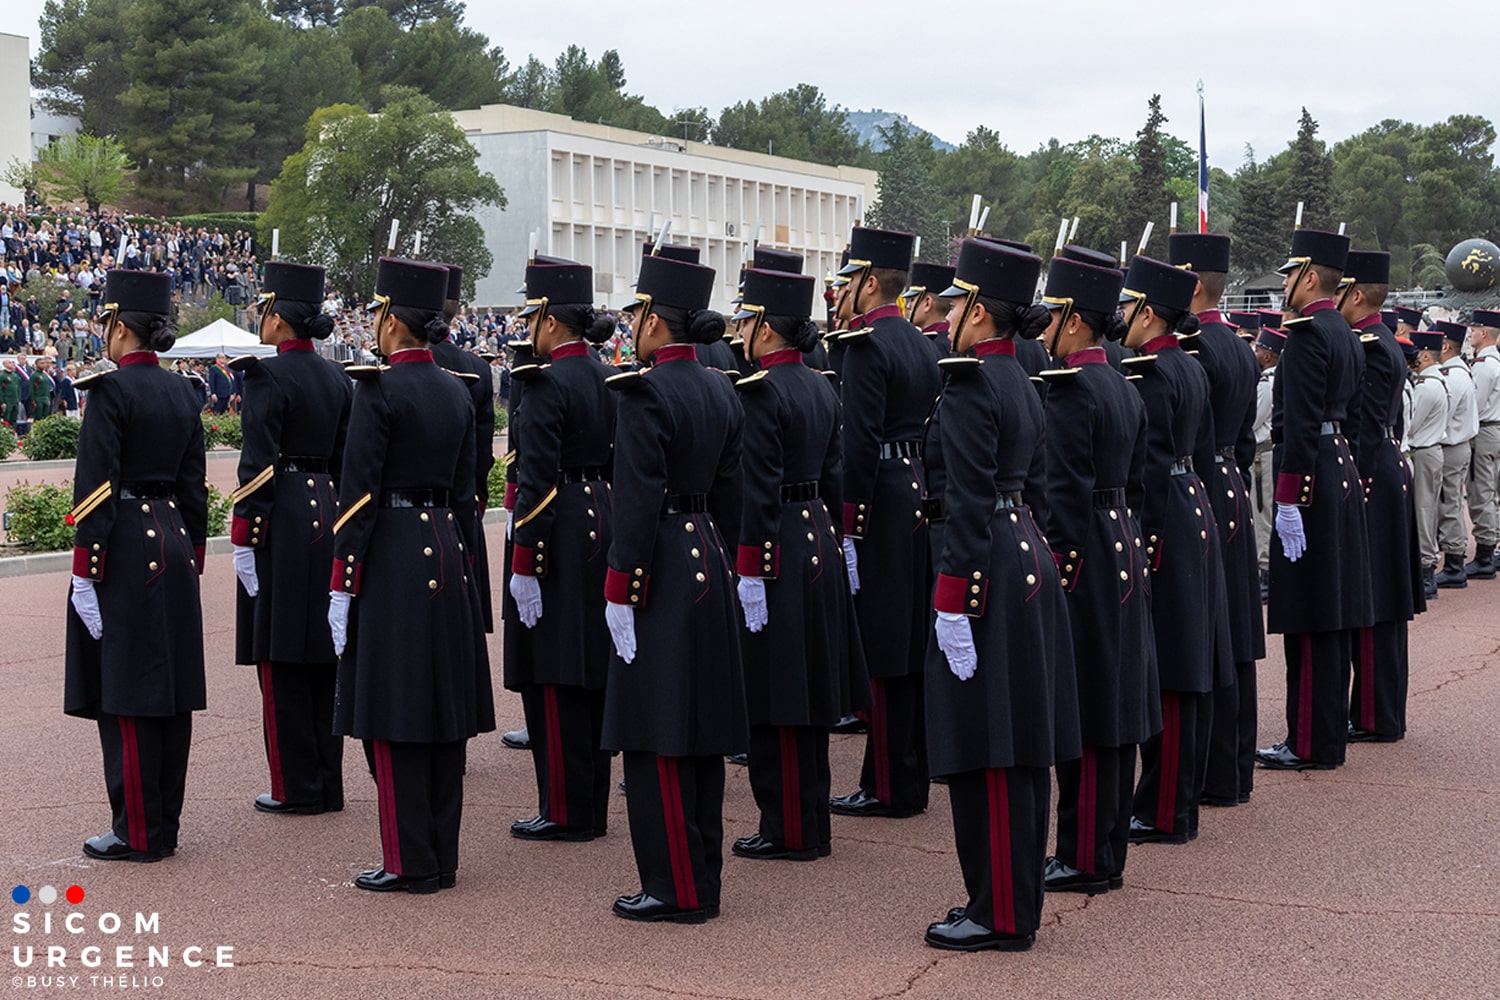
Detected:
left=520, top=683, right=611, bottom=833
left=1349, top=622, right=1408, bottom=739
left=1055, top=744, right=1137, bottom=877
left=1134, top=690, right=1210, bottom=836
left=858, top=674, right=929, bottom=812
left=947, top=767, right=1049, bottom=936
left=748, top=725, right=831, bottom=852
left=1284, top=630, right=1352, bottom=766
left=366, top=739, right=466, bottom=878
left=258, top=661, right=343, bottom=811
left=621, top=752, right=725, bottom=910
left=1204, top=661, right=1258, bottom=803
left=97, top=712, right=193, bottom=854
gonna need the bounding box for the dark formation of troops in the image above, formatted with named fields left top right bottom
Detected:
left=68, top=212, right=1497, bottom=953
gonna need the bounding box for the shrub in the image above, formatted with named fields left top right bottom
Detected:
left=487, top=452, right=508, bottom=506
left=207, top=483, right=231, bottom=537
left=208, top=413, right=242, bottom=449
left=0, top=422, right=18, bottom=460
left=495, top=405, right=508, bottom=432
left=201, top=413, right=219, bottom=448
left=3, top=482, right=74, bottom=551
left=21, top=414, right=82, bottom=460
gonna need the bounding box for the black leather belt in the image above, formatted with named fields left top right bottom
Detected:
left=1093, top=488, right=1127, bottom=509
left=662, top=493, right=708, bottom=515
left=780, top=481, right=820, bottom=503
left=278, top=456, right=329, bottom=474
left=559, top=466, right=608, bottom=485
left=1216, top=446, right=1236, bottom=461
left=923, top=497, right=946, bottom=522
left=382, top=488, right=450, bottom=508
left=120, top=482, right=174, bottom=500
left=878, top=440, right=922, bottom=460
left=995, top=491, right=1023, bottom=511
left=1170, top=457, right=1193, bottom=476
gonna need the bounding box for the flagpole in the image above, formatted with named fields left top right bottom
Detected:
left=1197, top=80, right=1208, bottom=234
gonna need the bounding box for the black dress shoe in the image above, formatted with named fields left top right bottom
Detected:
left=1107, top=874, right=1124, bottom=891
left=725, top=752, right=748, bottom=766
left=829, top=789, right=921, bottom=818
left=253, top=794, right=326, bottom=816
left=1043, top=856, right=1110, bottom=895
left=510, top=816, right=599, bottom=842
left=501, top=728, right=531, bottom=750
left=924, top=916, right=1034, bottom=952
left=1127, top=817, right=1189, bottom=845
left=611, top=892, right=710, bottom=924
left=438, top=872, right=456, bottom=890
left=1255, top=742, right=1336, bottom=770
left=1347, top=723, right=1400, bottom=744
left=945, top=906, right=966, bottom=923
left=82, top=832, right=164, bottom=863
left=1199, top=791, right=1238, bottom=808
left=354, top=868, right=440, bottom=894
left=831, top=714, right=868, bottom=734
left=930, top=774, right=950, bottom=785
left=731, top=833, right=818, bottom=861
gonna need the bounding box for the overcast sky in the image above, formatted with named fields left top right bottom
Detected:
left=12, top=0, right=1496, bottom=173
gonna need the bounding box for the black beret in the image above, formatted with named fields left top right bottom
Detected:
left=1121, top=255, right=1198, bottom=315
left=1168, top=233, right=1231, bottom=273
left=940, top=238, right=1042, bottom=306
left=261, top=261, right=325, bottom=304
left=104, top=270, right=172, bottom=315
left=373, top=257, right=448, bottom=312
left=733, top=269, right=815, bottom=322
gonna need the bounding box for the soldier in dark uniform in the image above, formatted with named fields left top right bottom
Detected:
left=922, top=239, right=1078, bottom=952
left=1339, top=250, right=1421, bottom=743
left=901, top=261, right=956, bottom=358
left=603, top=253, right=747, bottom=923
left=1056, top=245, right=1128, bottom=369
left=230, top=261, right=352, bottom=815
left=1036, top=255, right=1159, bottom=895
left=65, top=270, right=207, bottom=862
left=504, top=261, right=618, bottom=841
left=1230, top=311, right=1261, bottom=343
left=327, top=257, right=495, bottom=893
left=975, top=238, right=1049, bottom=376
left=1256, top=231, right=1373, bottom=771
left=640, top=241, right=736, bottom=372
left=830, top=227, right=940, bottom=820
left=729, top=267, right=855, bottom=863
left=1117, top=255, right=1224, bottom=845
left=728, top=247, right=807, bottom=376
left=1167, top=233, right=1265, bottom=809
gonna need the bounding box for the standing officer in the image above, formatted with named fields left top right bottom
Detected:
left=901, top=261, right=957, bottom=357
left=1250, top=316, right=1286, bottom=603
left=1464, top=310, right=1500, bottom=579
left=0, top=356, right=20, bottom=425
left=1256, top=231, right=1372, bottom=771
left=831, top=227, right=940, bottom=820
left=1433, top=321, right=1476, bottom=589
left=230, top=261, right=352, bottom=815
left=29, top=357, right=54, bottom=419
left=1407, top=330, right=1449, bottom=599
left=65, top=270, right=207, bottom=862
left=208, top=353, right=235, bottom=414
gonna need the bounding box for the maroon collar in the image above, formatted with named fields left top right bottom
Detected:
left=760, top=348, right=801, bottom=369
left=1066, top=346, right=1108, bottom=366
left=1301, top=299, right=1337, bottom=316
left=922, top=321, right=950, bottom=334
left=1143, top=334, right=1179, bottom=353
left=388, top=349, right=432, bottom=365
left=974, top=339, right=1016, bottom=357
left=1197, top=309, right=1225, bottom=325
left=278, top=339, right=314, bottom=354
left=120, top=351, right=158, bottom=367
left=654, top=343, right=697, bottom=364
left=550, top=340, right=588, bottom=360
left=852, top=303, right=903, bottom=326
left=1352, top=313, right=1384, bottom=331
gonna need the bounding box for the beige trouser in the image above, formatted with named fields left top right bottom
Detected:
left=1438, top=443, right=1472, bottom=557
left=1410, top=445, right=1444, bottom=569
left=1467, top=424, right=1500, bottom=548
left=1253, top=445, right=1274, bottom=572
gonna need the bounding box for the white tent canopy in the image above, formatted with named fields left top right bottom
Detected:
left=161, top=318, right=274, bottom=359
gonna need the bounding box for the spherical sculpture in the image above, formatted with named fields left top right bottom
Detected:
left=1445, top=239, right=1500, bottom=292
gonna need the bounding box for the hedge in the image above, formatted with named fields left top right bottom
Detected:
left=1, top=480, right=231, bottom=552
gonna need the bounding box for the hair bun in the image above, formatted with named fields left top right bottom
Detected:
left=146, top=315, right=177, bottom=353
left=584, top=309, right=615, bottom=345
left=1176, top=312, right=1201, bottom=335
left=1015, top=302, right=1050, bottom=341
left=792, top=318, right=820, bottom=353
left=1102, top=312, right=1128, bottom=342
left=423, top=317, right=450, bottom=343
left=688, top=308, right=726, bottom=345
left=306, top=312, right=336, bottom=340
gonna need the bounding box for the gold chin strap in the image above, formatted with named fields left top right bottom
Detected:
left=847, top=259, right=873, bottom=318
left=1120, top=289, right=1146, bottom=334
left=631, top=292, right=653, bottom=359
left=1337, top=277, right=1357, bottom=311
left=949, top=278, right=981, bottom=348
left=525, top=296, right=550, bottom=333
left=1043, top=295, right=1075, bottom=358
left=1285, top=256, right=1312, bottom=311
left=371, top=293, right=392, bottom=342
left=256, top=291, right=276, bottom=338
left=741, top=303, right=766, bottom=361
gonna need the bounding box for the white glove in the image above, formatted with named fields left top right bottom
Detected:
left=232, top=544, right=259, bottom=596
left=505, top=510, right=514, bottom=540
left=70, top=575, right=102, bottom=639
left=605, top=601, right=636, bottom=663
left=737, top=576, right=768, bottom=632
left=1275, top=503, right=1307, bottom=562
left=935, top=611, right=977, bottom=681
left=510, top=572, right=543, bottom=628
left=842, top=537, right=860, bottom=595
left=328, top=590, right=351, bottom=655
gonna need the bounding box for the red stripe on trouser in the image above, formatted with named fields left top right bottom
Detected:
left=544, top=686, right=567, bottom=826
left=259, top=662, right=285, bottom=802
left=1078, top=746, right=1096, bottom=873
left=1156, top=694, right=1179, bottom=833
left=986, top=770, right=1015, bottom=934
left=780, top=728, right=802, bottom=850
left=373, top=741, right=401, bottom=875
left=118, top=717, right=147, bottom=851
left=1297, top=634, right=1313, bottom=760
left=1360, top=627, right=1375, bottom=731
left=871, top=680, right=890, bottom=803
left=656, top=757, right=699, bottom=910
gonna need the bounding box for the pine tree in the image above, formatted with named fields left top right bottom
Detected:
left=866, top=120, right=944, bottom=254
left=1124, top=95, right=1172, bottom=248
left=1286, top=108, right=1335, bottom=230
left=1231, top=150, right=1288, bottom=278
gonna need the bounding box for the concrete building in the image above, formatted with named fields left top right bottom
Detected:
left=0, top=33, right=31, bottom=206
left=32, top=108, right=81, bottom=158
left=451, top=104, right=879, bottom=311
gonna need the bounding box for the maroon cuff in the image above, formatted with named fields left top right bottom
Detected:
left=73, top=545, right=104, bottom=580
left=605, top=566, right=648, bottom=606
left=512, top=542, right=545, bottom=577
left=230, top=515, right=254, bottom=546
left=1275, top=472, right=1313, bottom=506
left=331, top=558, right=361, bottom=595
left=503, top=481, right=517, bottom=512
left=736, top=543, right=778, bottom=577
left=934, top=572, right=987, bottom=616
left=193, top=545, right=205, bottom=575
left=844, top=501, right=870, bottom=537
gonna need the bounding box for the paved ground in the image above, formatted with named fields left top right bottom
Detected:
left=3, top=524, right=1498, bottom=999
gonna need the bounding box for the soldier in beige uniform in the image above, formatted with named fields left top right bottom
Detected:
left=1250, top=313, right=1285, bottom=602
left=1406, top=330, right=1449, bottom=599
left=1463, top=309, right=1500, bottom=580
left=1433, top=321, right=1477, bottom=589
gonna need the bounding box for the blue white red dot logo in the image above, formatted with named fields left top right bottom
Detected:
left=10, top=885, right=84, bottom=905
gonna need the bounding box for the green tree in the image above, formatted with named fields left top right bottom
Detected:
left=387, top=16, right=504, bottom=110
left=1123, top=95, right=1172, bottom=246
left=33, top=0, right=131, bottom=137
left=260, top=94, right=505, bottom=300
left=35, top=134, right=133, bottom=212
left=505, top=55, right=555, bottom=110
left=933, top=126, right=1028, bottom=246
left=1286, top=107, right=1334, bottom=230
left=1, top=158, right=40, bottom=207
left=866, top=120, right=944, bottom=255
left=1229, top=148, right=1287, bottom=278
left=712, top=85, right=863, bottom=166
left=1332, top=119, right=1416, bottom=250
left=340, top=0, right=464, bottom=28
left=270, top=0, right=339, bottom=25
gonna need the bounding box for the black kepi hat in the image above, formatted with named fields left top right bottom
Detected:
left=837, top=227, right=915, bottom=276
left=1258, top=310, right=1286, bottom=332
left=939, top=238, right=1042, bottom=305
left=104, top=269, right=172, bottom=315
left=627, top=255, right=715, bottom=312
left=1380, top=309, right=1400, bottom=332
left=260, top=261, right=325, bottom=305
left=1343, top=250, right=1390, bottom=285
left=1042, top=257, right=1123, bottom=316
left=751, top=247, right=804, bottom=274
left=518, top=263, right=593, bottom=318
left=1255, top=327, right=1286, bottom=354
left=517, top=254, right=575, bottom=294
left=642, top=241, right=701, bottom=264
left=442, top=263, right=463, bottom=301
left=1393, top=306, right=1424, bottom=328
left=1278, top=230, right=1349, bottom=274
left=1411, top=330, right=1444, bottom=352
left=1471, top=309, right=1500, bottom=329
left=1168, top=233, right=1231, bottom=273
left=1058, top=244, right=1116, bottom=268
left=901, top=262, right=957, bottom=301
left=1120, top=255, right=1198, bottom=315
left=1228, top=311, right=1261, bottom=331
left=733, top=269, right=815, bottom=322
left=1435, top=320, right=1467, bottom=344
left=370, top=257, right=448, bottom=313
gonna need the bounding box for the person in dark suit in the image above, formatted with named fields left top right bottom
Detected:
left=207, top=353, right=235, bottom=414
left=64, top=270, right=208, bottom=862
left=230, top=261, right=353, bottom=816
